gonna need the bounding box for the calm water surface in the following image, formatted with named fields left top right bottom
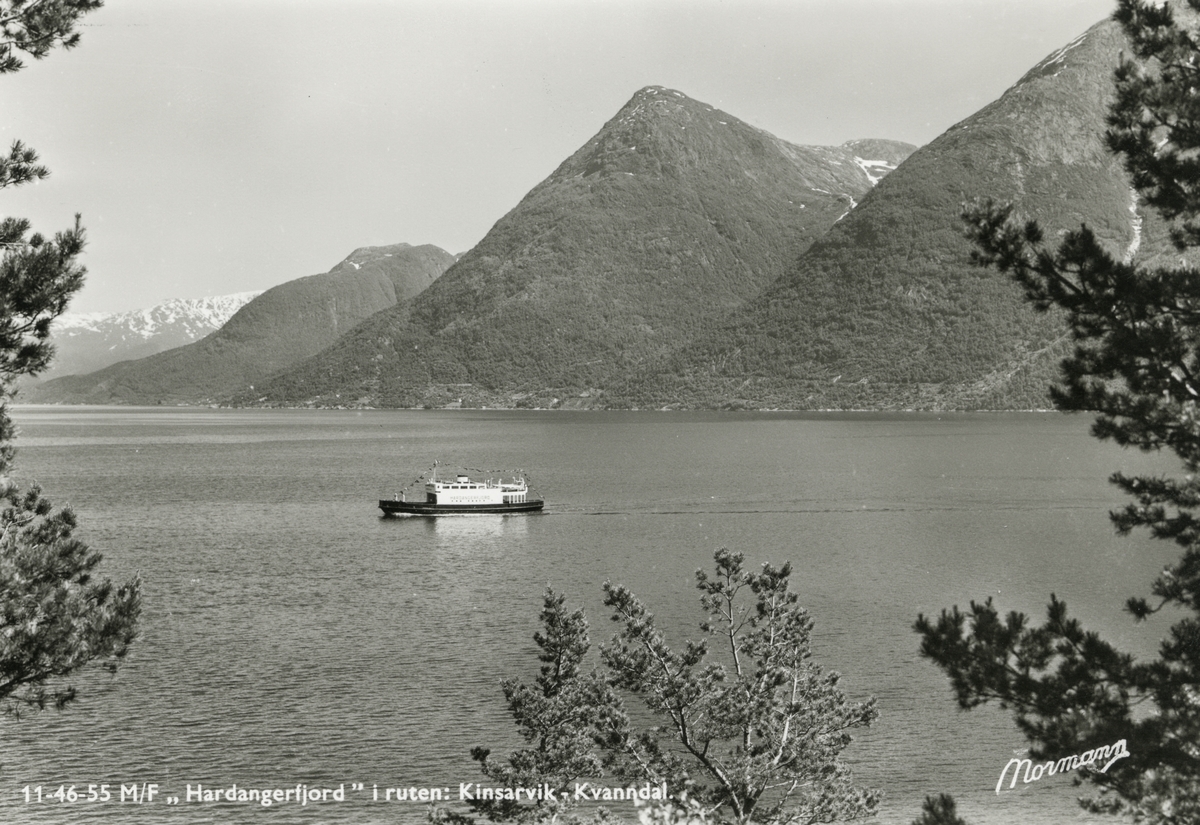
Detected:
left=0, top=407, right=1174, bottom=824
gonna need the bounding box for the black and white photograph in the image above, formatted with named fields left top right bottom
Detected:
left=1, top=1, right=1191, bottom=824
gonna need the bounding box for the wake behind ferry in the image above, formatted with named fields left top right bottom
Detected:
left=379, top=464, right=544, bottom=516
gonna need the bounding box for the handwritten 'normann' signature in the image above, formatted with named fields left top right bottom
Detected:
left=996, top=739, right=1130, bottom=794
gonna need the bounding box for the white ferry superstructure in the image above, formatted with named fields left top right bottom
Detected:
left=379, top=469, right=544, bottom=516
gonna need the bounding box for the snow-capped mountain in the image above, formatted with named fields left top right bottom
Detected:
left=32, top=292, right=261, bottom=384
left=27, top=242, right=458, bottom=405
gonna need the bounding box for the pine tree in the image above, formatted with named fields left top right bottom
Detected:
left=601, top=550, right=878, bottom=825
left=915, top=0, right=1200, bottom=819
left=441, top=552, right=878, bottom=825
left=433, top=589, right=626, bottom=824
left=0, top=0, right=141, bottom=718
left=909, top=795, right=966, bottom=825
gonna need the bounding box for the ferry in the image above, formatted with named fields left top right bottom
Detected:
left=379, top=467, right=544, bottom=516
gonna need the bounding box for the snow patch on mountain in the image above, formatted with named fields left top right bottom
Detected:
left=56, top=292, right=261, bottom=341
left=31, top=291, right=262, bottom=381
left=1039, top=32, right=1089, bottom=73
left=854, top=157, right=897, bottom=185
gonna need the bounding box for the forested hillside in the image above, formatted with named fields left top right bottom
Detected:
left=611, top=17, right=1159, bottom=410
left=242, top=87, right=913, bottom=408
left=32, top=14, right=1148, bottom=413
left=29, top=244, right=455, bottom=405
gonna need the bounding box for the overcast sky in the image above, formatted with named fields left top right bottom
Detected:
left=0, top=0, right=1115, bottom=315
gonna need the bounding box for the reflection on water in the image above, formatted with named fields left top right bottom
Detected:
left=426, top=513, right=529, bottom=538
left=410, top=514, right=533, bottom=564
left=378, top=513, right=533, bottom=543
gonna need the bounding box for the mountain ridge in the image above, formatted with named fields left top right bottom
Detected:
left=608, top=17, right=1153, bottom=410
left=239, top=86, right=915, bottom=408
left=29, top=18, right=1143, bottom=414
left=28, top=243, right=456, bottom=404
left=33, top=292, right=261, bottom=384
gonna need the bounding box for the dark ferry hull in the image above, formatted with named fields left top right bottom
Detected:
left=379, top=499, right=545, bottom=517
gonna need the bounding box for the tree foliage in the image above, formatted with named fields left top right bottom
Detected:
left=908, top=794, right=966, bottom=825
left=916, top=0, right=1200, bottom=820
left=0, top=485, right=140, bottom=715
left=0, top=0, right=140, bottom=718
left=435, top=590, right=626, bottom=824
left=0, top=0, right=100, bottom=399
left=0, top=0, right=102, bottom=75
left=601, top=550, right=878, bottom=825
left=439, top=551, right=878, bottom=825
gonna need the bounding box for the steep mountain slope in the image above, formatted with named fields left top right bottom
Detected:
left=29, top=243, right=455, bottom=404
left=614, top=17, right=1151, bottom=410
left=32, top=292, right=260, bottom=384
left=244, top=86, right=914, bottom=408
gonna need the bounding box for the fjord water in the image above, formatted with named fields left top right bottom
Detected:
left=0, top=408, right=1171, bottom=825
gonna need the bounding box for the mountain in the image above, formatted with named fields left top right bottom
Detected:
left=28, top=243, right=456, bottom=404
left=611, top=17, right=1158, bottom=410
left=29, top=292, right=260, bottom=385
left=239, top=86, right=915, bottom=408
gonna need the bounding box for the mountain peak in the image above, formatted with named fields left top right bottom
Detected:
left=621, top=84, right=706, bottom=116
left=947, top=17, right=1123, bottom=168
left=32, top=291, right=263, bottom=385
left=331, top=242, right=415, bottom=274
left=56, top=292, right=261, bottom=335
left=611, top=15, right=1152, bottom=411
left=28, top=243, right=456, bottom=404
left=546, top=85, right=737, bottom=182
left=545, top=85, right=914, bottom=192
left=630, top=84, right=690, bottom=101
left=1015, top=19, right=1106, bottom=87
left=233, top=87, right=914, bottom=409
